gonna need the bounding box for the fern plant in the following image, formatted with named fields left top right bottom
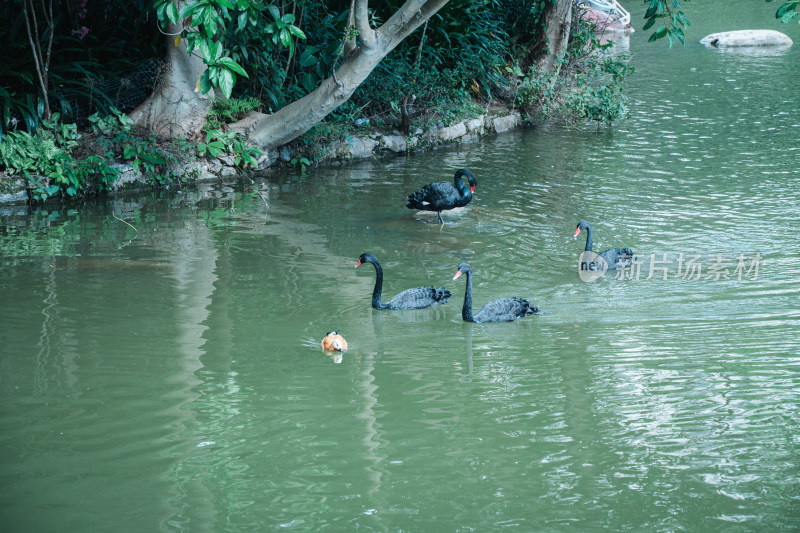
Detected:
left=205, top=96, right=260, bottom=131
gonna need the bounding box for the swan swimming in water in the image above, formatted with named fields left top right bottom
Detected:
left=453, top=263, right=541, bottom=323
left=574, top=220, right=633, bottom=271
left=356, top=253, right=452, bottom=310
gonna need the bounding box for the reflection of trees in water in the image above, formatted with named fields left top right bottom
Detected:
left=458, top=323, right=474, bottom=383
left=348, top=309, right=389, bottom=529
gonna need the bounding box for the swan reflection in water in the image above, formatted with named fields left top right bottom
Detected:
left=456, top=323, right=474, bottom=383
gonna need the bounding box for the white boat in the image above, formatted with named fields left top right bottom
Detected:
left=578, top=0, right=633, bottom=32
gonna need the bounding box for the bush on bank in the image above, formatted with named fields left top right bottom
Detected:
left=0, top=0, right=633, bottom=204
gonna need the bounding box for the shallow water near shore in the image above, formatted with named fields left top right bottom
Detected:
left=2, top=3, right=800, bottom=531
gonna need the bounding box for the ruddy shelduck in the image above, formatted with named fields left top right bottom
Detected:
left=320, top=330, right=348, bottom=352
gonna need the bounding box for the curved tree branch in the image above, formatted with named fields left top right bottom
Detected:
left=231, top=0, right=451, bottom=152
left=378, top=0, right=449, bottom=49
left=343, top=0, right=358, bottom=56
left=354, top=0, right=376, bottom=49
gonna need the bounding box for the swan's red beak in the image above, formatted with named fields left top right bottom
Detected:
left=470, top=185, right=476, bottom=193
left=355, top=260, right=362, bottom=268
left=573, top=227, right=581, bottom=238
left=453, top=270, right=462, bottom=280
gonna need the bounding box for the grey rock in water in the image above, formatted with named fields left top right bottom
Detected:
left=700, top=30, right=792, bottom=48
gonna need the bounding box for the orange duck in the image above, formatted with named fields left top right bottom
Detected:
left=320, top=330, right=348, bottom=353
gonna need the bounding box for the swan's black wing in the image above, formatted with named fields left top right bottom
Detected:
left=473, top=297, right=538, bottom=323
left=599, top=248, right=634, bottom=270
left=406, top=182, right=466, bottom=212
left=384, top=285, right=452, bottom=310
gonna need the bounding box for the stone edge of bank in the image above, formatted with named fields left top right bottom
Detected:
left=0, top=111, right=522, bottom=206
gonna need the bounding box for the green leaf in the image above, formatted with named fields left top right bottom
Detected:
left=123, top=145, right=137, bottom=159
left=674, top=26, right=685, bottom=44
left=167, top=2, right=179, bottom=24
left=267, top=4, right=280, bottom=20
left=179, top=1, right=200, bottom=19
left=199, top=70, right=212, bottom=94
left=209, top=65, right=220, bottom=86
left=218, top=57, right=248, bottom=77
left=206, top=141, right=223, bottom=157
left=649, top=25, right=668, bottom=42
left=299, top=50, right=318, bottom=68
left=237, top=11, right=247, bottom=31
left=204, top=8, right=219, bottom=37
left=139, top=152, right=167, bottom=165
left=644, top=0, right=661, bottom=19
left=216, top=0, right=235, bottom=9
left=218, top=68, right=235, bottom=98
left=288, top=25, right=306, bottom=40
left=280, top=28, right=291, bottom=48
left=643, top=18, right=656, bottom=31
left=301, top=72, right=319, bottom=93
left=199, top=40, right=213, bottom=63
left=776, top=2, right=794, bottom=18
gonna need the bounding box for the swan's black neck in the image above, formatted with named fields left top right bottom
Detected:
left=461, top=269, right=476, bottom=322
left=453, top=169, right=474, bottom=199
left=583, top=223, right=593, bottom=252
left=368, top=258, right=387, bottom=309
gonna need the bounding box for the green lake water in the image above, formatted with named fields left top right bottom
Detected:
left=2, top=3, right=800, bottom=531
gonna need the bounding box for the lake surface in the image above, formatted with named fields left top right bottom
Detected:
left=2, top=3, right=800, bottom=532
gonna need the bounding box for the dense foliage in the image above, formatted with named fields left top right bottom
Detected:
left=0, top=0, right=162, bottom=134
left=1, top=0, right=631, bottom=133
left=1, top=0, right=642, bottom=202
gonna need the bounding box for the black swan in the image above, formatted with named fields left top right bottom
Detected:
left=574, top=220, right=633, bottom=270
left=406, top=169, right=477, bottom=224
left=356, top=253, right=452, bottom=310
left=453, top=263, right=540, bottom=323
left=321, top=330, right=348, bottom=352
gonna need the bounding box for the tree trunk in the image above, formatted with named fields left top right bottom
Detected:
left=131, top=0, right=448, bottom=150
left=229, top=0, right=449, bottom=151
left=132, top=0, right=448, bottom=147
left=539, top=0, right=573, bottom=77
left=129, top=20, right=213, bottom=139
